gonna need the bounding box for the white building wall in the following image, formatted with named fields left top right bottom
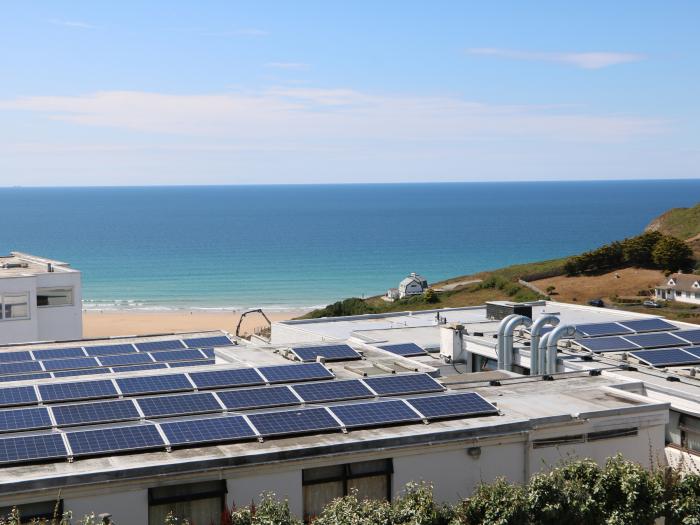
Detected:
left=0, top=276, right=39, bottom=344
left=35, top=271, right=82, bottom=341
left=64, top=489, right=148, bottom=525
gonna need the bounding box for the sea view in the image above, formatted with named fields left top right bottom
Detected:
left=2, top=179, right=699, bottom=311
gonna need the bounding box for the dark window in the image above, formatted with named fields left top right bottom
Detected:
left=0, top=499, right=63, bottom=524
left=148, top=480, right=226, bottom=525
left=532, top=435, right=585, bottom=448
left=587, top=427, right=638, bottom=441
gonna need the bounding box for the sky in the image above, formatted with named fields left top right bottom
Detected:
left=0, top=1, right=698, bottom=186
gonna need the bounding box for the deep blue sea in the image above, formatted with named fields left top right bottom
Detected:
left=1, top=181, right=698, bottom=311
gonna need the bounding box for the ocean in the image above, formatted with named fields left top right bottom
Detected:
left=1, top=180, right=698, bottom=311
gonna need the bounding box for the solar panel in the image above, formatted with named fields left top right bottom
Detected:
left=83, top=344, right=137, bottom=357
left=183, top=336, right=232, bottom=348
left=66, top=424, right=165, bottom=457
left=291, top=380, right=374, bottom=403
left=675, top=330, right=700, bottom=345
left=42, top=357, right=100, bottom=372
left=199, top=348, right=216, bottom=359
left=160, top=414, right=256, bottom=446
left=363, top=374, right=444, bottom=396
left=98, top=353, right=155, bottom=367
left=618, top=318, right=678, bottom=333
left=378, top=343, right=428, bottom=357
left=39, top=380, right=118, bottom=403
left=407, top=392, right=499, bottom=420
left=217, top=386, right=299, bottom=411
left=330, top=400, right=421, bottom=428
left=576, top=336, right=640, bottom=353
left=0, top=407, right=52, bottom=432
left=629, top=348, right=700, bottom=367
left=684, top=346, right=700, bottom=359
left=137, top=392, right=222, bottom=418
left=149, top=349, right=207, bottom=362
left=113, top=363, right=168, bottom=373
left=189, top=368, right=264, bottom=390
left=135, top=340, right=185, bottom=352
left=0, top=386, right=39, bottom=407
left=575, top=322, right=633, bottom=337
left=168, top=359, right=216, bottom=368
left=52, top=399, right=141, bottom=427
left=0, top=351, right=32, bottom=364
left=116, top=374, right=193, bottom=396
left=0, top=373, right=51, bottom=383
left=291, top=344, right=361, bottom=363
left=623, top=332, right=688, bottom=349
left=247, top=407, right=341, bottom=437
left=53, top=368, right=110, bottom=378
left=0, top=361, right=43, bottom=375
left=0, top=433, right=67, bottom=465
left=32, top=347, right=85, bottom=360
left=257, top=363, right=334, bottom=384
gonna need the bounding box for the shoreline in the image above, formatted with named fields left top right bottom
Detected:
left=83, top=309, right=310, bottom=338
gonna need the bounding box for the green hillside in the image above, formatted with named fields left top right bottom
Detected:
left=646, top=202, right=700, bottom=240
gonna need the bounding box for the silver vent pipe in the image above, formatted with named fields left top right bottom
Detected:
left=538, top=332, right=551, bottom=375
left=529, top=315, right=560, bottom=375
left=501, top=315, right=532, bottom=371
left=545, top=324, right=577, bottom=375
left=496, top=314, right=521, bottom=370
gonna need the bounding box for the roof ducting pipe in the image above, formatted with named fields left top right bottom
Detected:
left=529, top=315, right=560, bottom=375
left=496, top=314, right=521, bottom=370
left=538, top=332, right=551, bottom=375
left=545, top=324, right=577, bottom=375
left=501, top=315, right=533, bottom=371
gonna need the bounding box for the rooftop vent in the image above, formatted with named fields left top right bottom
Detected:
left=1, top=262, right=29, bottom=269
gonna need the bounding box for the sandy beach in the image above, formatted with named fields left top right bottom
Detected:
left=82, top=309, right=310, bottom=339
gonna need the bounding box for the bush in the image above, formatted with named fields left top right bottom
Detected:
left=423, top=288, right=439, bottom=304
left=230, top=493, right=301, bottom=525
left=307, top=298, right=377, bottom=318
left=453, top=478, right=529, bottom=525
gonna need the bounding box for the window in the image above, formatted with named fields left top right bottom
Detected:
left=587, top=427, right=638, bottom=441
left=680, top=414, right=700, bottom=453
left=0, top=499, right=62, bottom=524
left=37, top=287, right=73, bottom=307
left=148, top=480, right=226, bottom=525
left=303, top=459, right=392, bottom=521
left=1, top=293, right=29, bottom=320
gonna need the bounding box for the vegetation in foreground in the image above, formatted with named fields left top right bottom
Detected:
left=6, top=456, right=700, bottom=525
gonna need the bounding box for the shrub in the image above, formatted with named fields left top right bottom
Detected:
left=453, top=478, right=529, bottom=525
left=230, top=493, right=301, bottom=525
left=391, top=482, right=452, bottom=525
left=423, top=288, right=439, bottom=304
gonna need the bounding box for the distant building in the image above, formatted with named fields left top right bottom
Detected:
left=655, top=273, right=700, bottom=305
left=384, top=273, right=429, bottom=301
left=0, top=252, right=82, bottom=344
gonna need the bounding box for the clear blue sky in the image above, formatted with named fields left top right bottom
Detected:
left=1, top=1, right=698, bottom=185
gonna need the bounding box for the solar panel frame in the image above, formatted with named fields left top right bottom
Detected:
left=183, top=336, right=233, bottom=348
left=0, top=361, right=44, bottom=375
left=83, top=344, right=137, bottom=357
left=134, top=340, right=185, bottom=352
left=38, top=380, right=118, bottom=403
left=363, top=374, right=445, bottom=396
left=98, top=353, right=155, bottom=367
left=623, top=332, right=689, bottom=349
left=291, top=380, right=374, bottom=403
left=291, top=344, right=361, bottom=363
left=406, top=392, right=499, bottom=420
left=684, top=346, right=700, bottom=359
left=0, top=386, right=39, bottom=407
left=0, top=351, right=33, bottom=364
left=378, top=343, right=428, bottom=357
left=256, top=363, right=334, bottom=384
left=113, top=363, right=168, bottom=373
left=0, top=407, right=52, bottom=433
left=189, top=368, right=265, bottom=390
left=618, top=318, right=678, bottom=333
left=51, top=399, right=141, bottom=427
left=0, top=373, right=51, bottom=383
left=329, top=400, right=422, bottom=428
left=217, top=386, right=299, bottom=411
left=116, top=374, right=193, bottom=396
left=674, top=330, right=700, bottom=345
left=247, top=407, right=341, bottom=437
left=0, top=433, right=67, bottom=465
left=149, top=349, right=207, bottom=362
left=42, top=357, right=100, bottom=372
left=574, top=322, right=633, bottom=337
left=66, top=423, right=165, bottom=457
left=199, top=348, right=216, bottom=359
left=137, top=392, right=222, bottom=418
left=159, top=414, right=257, bottom=446
left=32, top=347, right=86, bottom=360
left=628, top=348, right=700, bottom=367
left=168, top=359, right=216, bottom=368
left=576, top=336, right=641, bottom=353
left=53, top=368, right=110, bottom=378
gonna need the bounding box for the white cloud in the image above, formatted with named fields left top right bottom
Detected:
left=0, top=88, right=665, bottom=147
left=49, top=19, right=95, bottom=29
left=467, top=48, right=645, bottom=69
left=265, top=62, right=310, bottom=71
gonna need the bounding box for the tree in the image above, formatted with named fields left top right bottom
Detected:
left=651, top=236, right=694, bottom=272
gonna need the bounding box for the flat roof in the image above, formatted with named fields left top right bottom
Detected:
left=0, top=252, right=78, bottom=278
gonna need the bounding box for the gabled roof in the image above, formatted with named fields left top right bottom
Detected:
left=665, top=273, right=700, bottom=293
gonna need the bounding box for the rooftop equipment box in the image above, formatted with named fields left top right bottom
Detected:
left=486, top=302, right=533, bottom=321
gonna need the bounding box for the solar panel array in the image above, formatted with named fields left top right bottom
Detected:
left=290, top=344, right=362, bottom=363
left=629, top=348, right=700, bottom=368
left=378, top=343, right=428, bottom=357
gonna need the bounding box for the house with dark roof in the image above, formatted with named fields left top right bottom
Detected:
left=655, top=273, right=700, bottom=305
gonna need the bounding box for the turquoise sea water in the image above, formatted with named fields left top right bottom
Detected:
left=1, top=181, right=699, bottom=311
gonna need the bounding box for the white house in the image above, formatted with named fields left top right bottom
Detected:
left=398, top=272, right=428, bottom=298
left=0, top=252, right=82, bottom=344
left=655, top=273, right=700, bottom=305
